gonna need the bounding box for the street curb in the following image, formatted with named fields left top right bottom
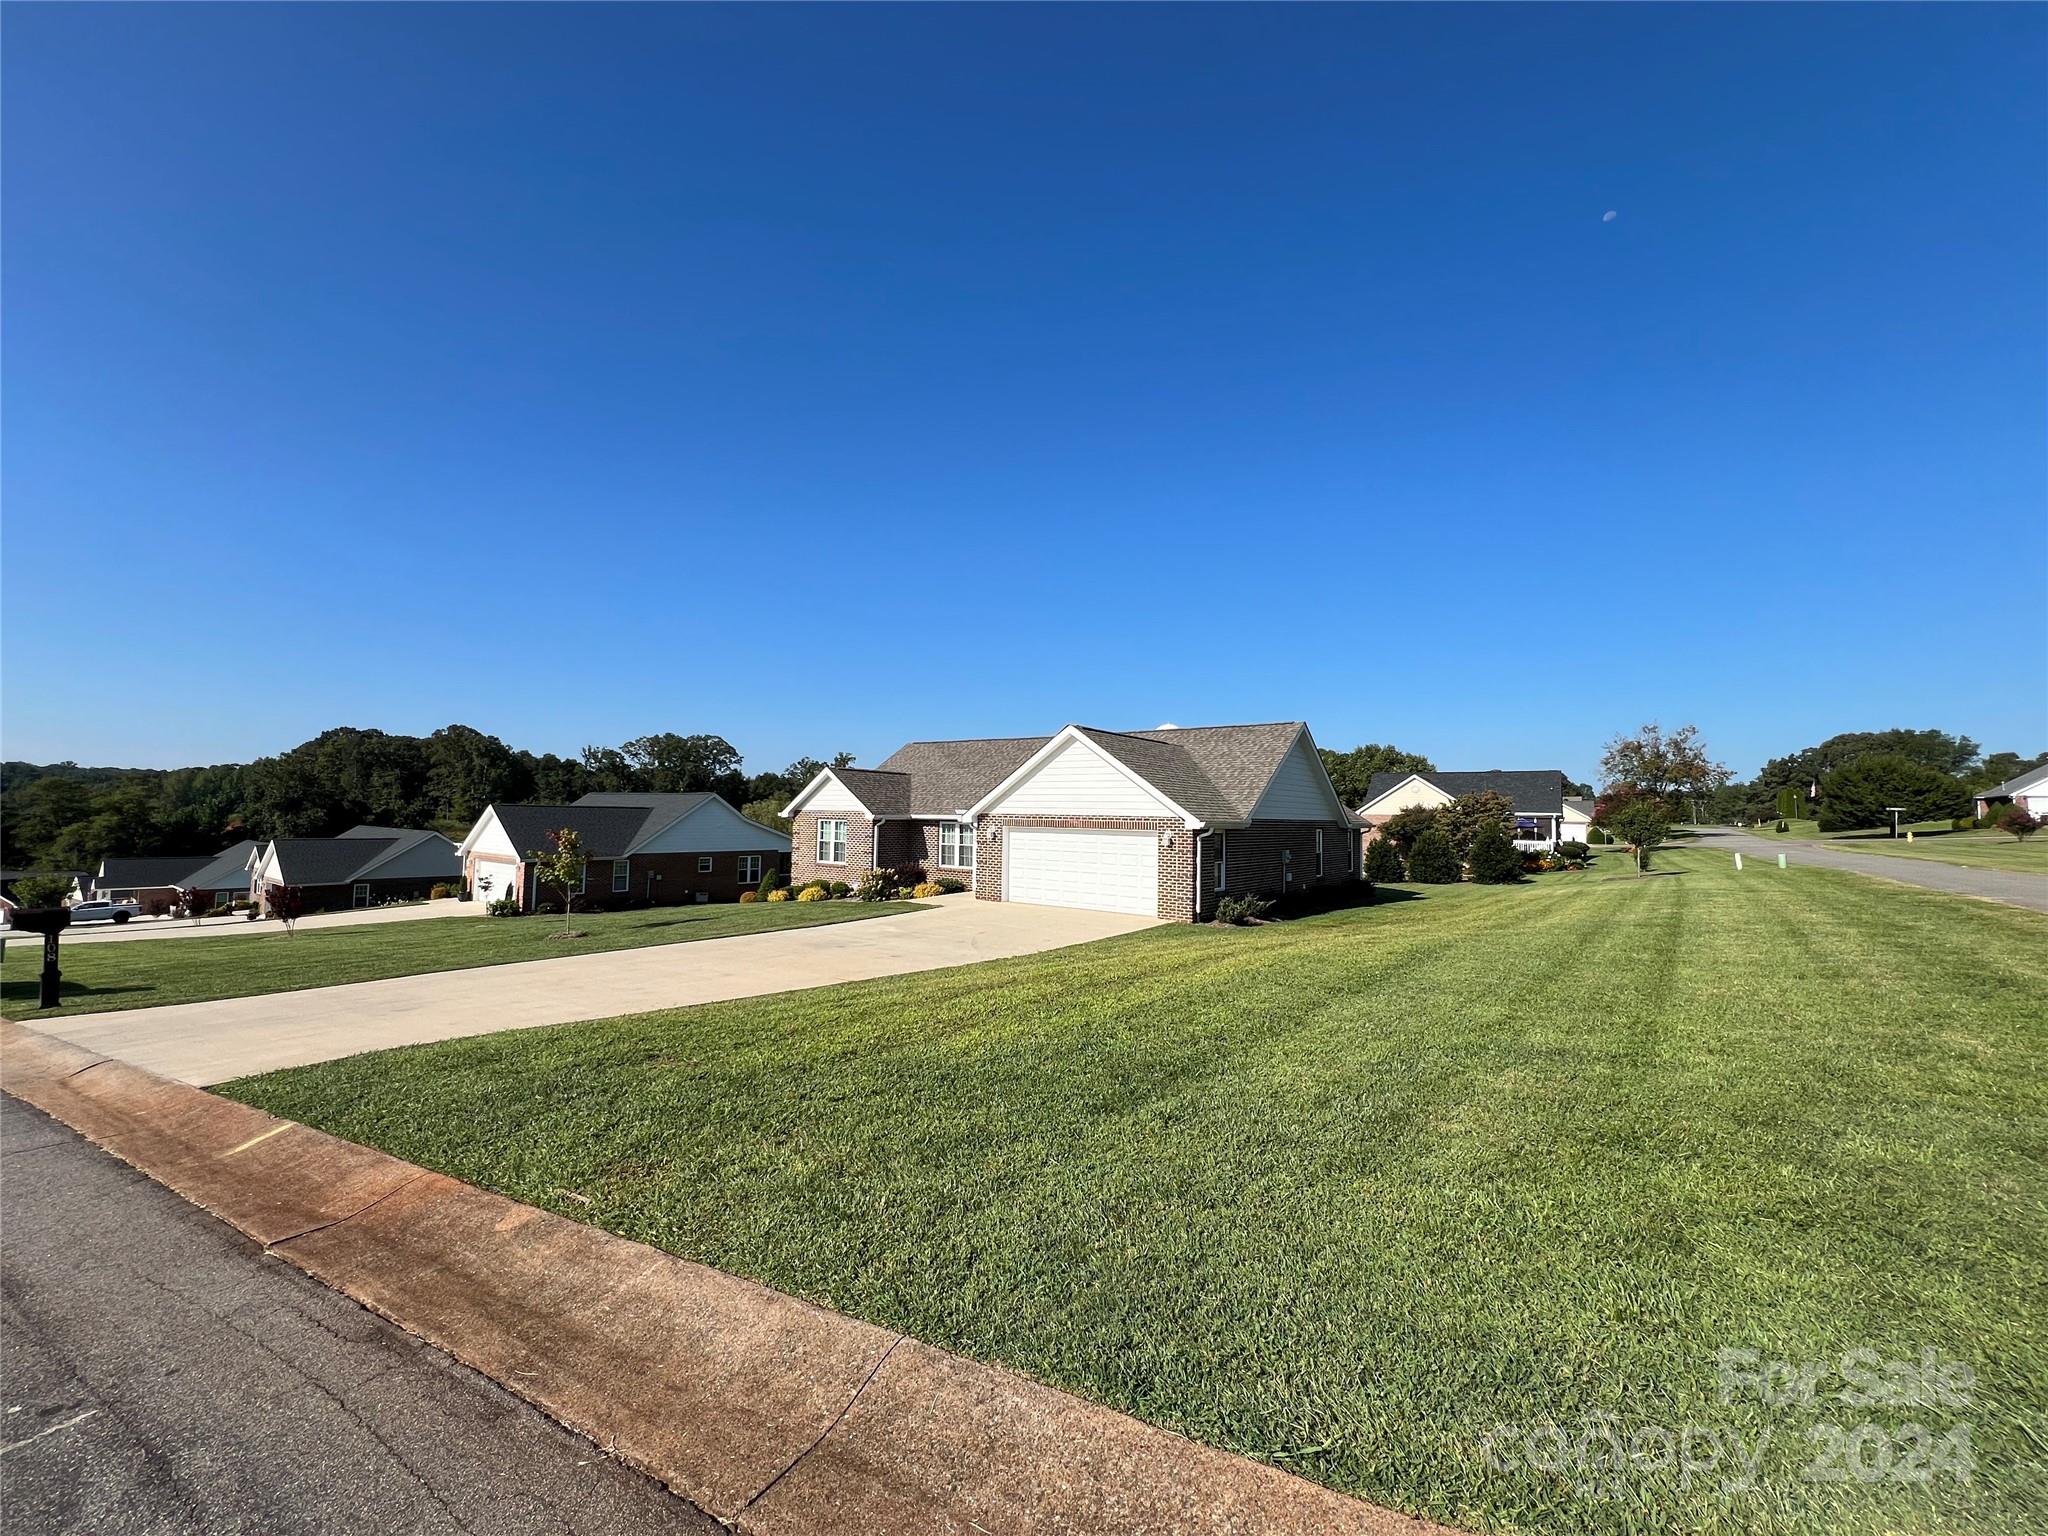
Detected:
left=2, top=1018, right=1460, bottom=1536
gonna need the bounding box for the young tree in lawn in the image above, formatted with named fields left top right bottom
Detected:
left=526, top=827, right=587, bottom=916
left=1600, top=723, right=1731, bottom=820
left=1466, top=822, right=1522, bottom=884
left=1997, top=806, right=2039, bottom=844
left=1406, top=826, right=1461, bottom=884
left=1364, top=833, right=1407, bottom=883
left=1607, top=801, right=1671, bottom=877
left=1440, top=791, right=1516, bottom=859
left=265, top=883, right=304, bottom=934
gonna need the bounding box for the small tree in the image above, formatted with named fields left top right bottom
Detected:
left=1441, top=791, right=1516, bottom=858
left=1364, top=834, right=1406, bottom=883
left=11, top=873, right=72, bottom=909
left=1406, top=826, right=1461, bottom=884
left=527, top=827, right=586, bottom=916
left=1998, top=806, right=2039, bottom=844
left=1467, top=822, right=1522, bottom=884
left=1379, top=804, right=1444, bottom=860
left=1608, top=801, right=1671, bottom=877
left=265, top=883, right=305, bottom=934
left=180, top=888, right=215, bottom=922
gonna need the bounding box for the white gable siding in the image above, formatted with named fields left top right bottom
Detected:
left=1561, top=803, right=1593, bottom=838
left=986, top=736, right=1180, bottom=819
left=461, top=809, right=520, bottom=861
left=1251, top=734, right=1343, bottom=821
left=635, top=799, right=791, bottom=854
left=1361, top=775, right=1454, bottom=815
left=795, top=773, right=869, bottom=815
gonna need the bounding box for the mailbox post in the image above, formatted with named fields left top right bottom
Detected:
left=11, top=906, right=71, bottom=1009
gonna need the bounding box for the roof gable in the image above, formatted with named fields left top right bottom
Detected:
left=1361, top=769, right=1568, bottom=816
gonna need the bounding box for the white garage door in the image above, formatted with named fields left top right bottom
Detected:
left=1004, top=828, right=1159, bottom=916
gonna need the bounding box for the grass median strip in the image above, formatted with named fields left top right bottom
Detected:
left=0, top=900, right=920, bottom=1017
left=221, top=852, right=2047, bottom=1535
left=1745, top=817, right=2048, bottom=874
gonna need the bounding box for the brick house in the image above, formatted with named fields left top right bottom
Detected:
left=456, top=792, right=790, bottom=913
left=783, top=722, right=1360, bottom=922
left=76, top=842, right=262, bottom=911
left=1356, top=769, right=1572, bottom=849
left=250, top=827, right=462, bottom=915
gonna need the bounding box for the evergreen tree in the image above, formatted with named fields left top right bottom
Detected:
left=1467, top=823, right=1522, bottom=884
left=1364, top=834, right=1406, bottom=883
left=1406, top=826, right=1461, bottom=884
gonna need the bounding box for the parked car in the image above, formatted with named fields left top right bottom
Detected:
left=68, top=898, right=141, bottom=925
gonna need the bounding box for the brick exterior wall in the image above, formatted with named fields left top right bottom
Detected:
left=288, top=876, right=448, bottom=915
left=789, top=810, right=876, bottom=889
left=472, top=849, right=790, bottom=912
left=1205, top=820, right=1359, bottom=920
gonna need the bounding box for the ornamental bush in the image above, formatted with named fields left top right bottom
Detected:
left=1999, top=806, right=2040, bottom=843
left=766, top=888, right=791, bottom=902
left=1215, top=893, right=1274, bottom=925
left=912, top=882, right=946, bottom=898
left=796, top=886, right=827, bottom=902
left=738, top=889, right=760, bottom=903
left=935, top=876, right=968, bottom=893
left=854, top=868, right=896, bottom=902
left=829, top=881, right=850, bottom=897
left=1364, top=835, right=1406, bottom=883
left=1406, top=826, right=1461, bottom=884
left=1467, top=823, right=1522, bottom=884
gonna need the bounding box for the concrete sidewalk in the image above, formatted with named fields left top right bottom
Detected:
left=4, top=895, right=483, bottom=947
left=1689, top=826, right=2048, bottom=913
left=22, top=896, right=1159, bottom=1085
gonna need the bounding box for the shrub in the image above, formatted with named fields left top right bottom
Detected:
left=1998, top=806, right=2040, bottom=843
left=934, top=876, right=967, bottom=894
left=1556, top=840, right=1589, bottom=861
left=429, top=883, right=454, bottom=900
left=1442, top=792, right=1516, bottom=858
left=1379, top=804, right=1443, bottom=859
left=829, top=881, right=850, bottom=897
left=1468, top=823, right=1522, bottom=884
left=766, top=888, right=791, bottom=902
left=485, top=893, right=522, bottom=917
left=1774, top=820, right=1788, bottom=833
left=854, top=868, right=896, bottom=902
left=1587, top=826, right=1610, bottom=845
left=801, top=878, right=830, bottom=894
left=757, top=867, right=785, bottom=896
left=11, top=873, right=72, bottom=909
left=1363, top=835, right=1406, bottom=883
left=1215, top=893, right=1274, bottom=925
left=738, top=889, right=760, bottom=903
left=911, top=882, right=946, bottom=898
left=796, top=886, right=827, bottom=902
left=1406, top=826, right=1461, bottom=884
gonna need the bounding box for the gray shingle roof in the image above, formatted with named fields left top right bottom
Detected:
left=1565, top=797, right=1598, bottom=819
left=825, top=767, right=916, bottom=816
left=861, top=721, right=1313, bottom=825
left=1978, top=763, right=2048, bottom=800
left=268, top=838, right=399, bottom=886
left=1363, top=769, right=1568, bottom=816
left=95, top=855, right=214, bottom=890
left=873, top=738, right=1052, bottom=816
left=180, top=839, right=262, bottom=892
left=493, top=804, right=657, bottom=860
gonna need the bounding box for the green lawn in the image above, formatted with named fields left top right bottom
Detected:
left=223, top=851, right=2045, bottom=1536
left=1746, top=817, right=2048, bottom=874
left=0, top=899, right=919, bottom=1018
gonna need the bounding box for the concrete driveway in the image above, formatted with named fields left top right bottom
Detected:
left=15, top=897, right=1158, bottom=1086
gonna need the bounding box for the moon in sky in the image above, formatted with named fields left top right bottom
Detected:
left=1602, top=210, right=1618, bottom=222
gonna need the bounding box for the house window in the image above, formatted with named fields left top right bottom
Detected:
left=697, top=855, right=714, bottom=873
left=938, top=821, right=975, bottom=869
left=612, top=860, right=630, bottom=893
left=817, top=819, right=848, bottom=864
left=738, top=853, right=763, bottom=885
left=1316, top=828, right=1325, bottom=876
left=573, top=861, right=587, bottom=896
left=352, top=883, right=371, bottom=909
left=1212, top=835, right=1227, bottom=892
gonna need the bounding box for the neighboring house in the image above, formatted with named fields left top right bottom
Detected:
left=455, top=792, right=791, bottom=912
left=1562, top=797, right=1598, bottom=843
left=174, top=839, right=264, bottom=908
left=1974, top=763, right=2048, bottom=821
left=782, top=721, right=1358, bottom=922
left=249, top=826, right=461, bottom=915
left=1357, top=769, right=1573, bottom=849
left=76, top=855, right=226, bottom=910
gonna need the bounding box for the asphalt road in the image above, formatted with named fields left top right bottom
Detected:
left=0, top=1093, right=718, bottom=1535
left=1687, top=825, right=2048, bottom=913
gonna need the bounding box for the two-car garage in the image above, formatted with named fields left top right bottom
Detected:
left=1001, top=827, right=1160, bottom=917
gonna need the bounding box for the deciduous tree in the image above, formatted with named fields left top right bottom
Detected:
left=1600, top=723, right=1730, bottom=812
left=527, top=827, right=588, bottom=916
left=1317, top=745, right=1436, bottom=807
left=1607, top=801, right=1671, bottom=877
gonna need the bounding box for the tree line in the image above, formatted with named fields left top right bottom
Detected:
left=1, top=725, right=853, bottom=872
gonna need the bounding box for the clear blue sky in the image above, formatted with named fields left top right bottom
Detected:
left=5, top=4, right=2043, bottom=785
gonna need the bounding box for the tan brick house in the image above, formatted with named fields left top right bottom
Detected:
left=455, top=792, right=790, bottom=912
left=783, top=722, right=1359, bottom=922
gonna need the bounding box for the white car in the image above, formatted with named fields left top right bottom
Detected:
left=68, top=898, right=141, bottom=925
